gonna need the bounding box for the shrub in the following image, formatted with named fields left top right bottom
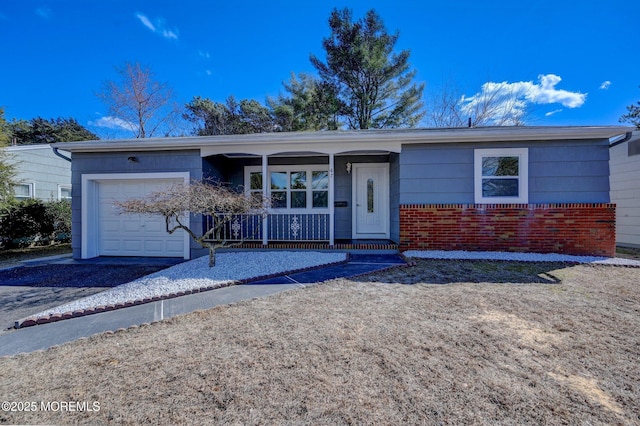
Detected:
left=45, top=199, right=72, bottom=237
left=0, top=199, right=71, bottom=249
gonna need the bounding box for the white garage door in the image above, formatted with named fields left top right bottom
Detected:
left=97, top=179, right=185, bottom=257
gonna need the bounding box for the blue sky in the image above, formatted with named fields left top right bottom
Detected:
left=1, top=0, right=638, bottom=138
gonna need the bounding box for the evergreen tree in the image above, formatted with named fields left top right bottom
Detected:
left=184, top=96, right=276, bottom=136
left=0, top=108, right=16, bottom=203
left=268, top=73, right=344, bottom=131
left=620, top=86, right=640, bottom=129
left=309, top=8, right=425, bottom=129
left=9, top=117, right=99, bottom=145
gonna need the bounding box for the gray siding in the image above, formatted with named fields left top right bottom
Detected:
left=71, top=150, right=203, bottom=259
left=332, top=156, right=351, bottom=240
left=610, top=135, right=640, bottom=247
left=6, top=145, right=71, bottom=200
left=389, top=153, right=400, bottom=243
left=529, top=143, right=610, bottom=203
left=399, top=145, right=473, bottom=204
left=398, top=139, right=610, bottom=205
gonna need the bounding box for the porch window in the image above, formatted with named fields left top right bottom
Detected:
left=311, top=171, right=329, bottom=208
left=245, top=166, right=330, bottom=210
left=474, top=148, right=528, bottom=204
left=248, top=171, right=263, bottom=203
left=270, top=171, right=288, bottom=208
left=290, top=171, right=307, bottom=208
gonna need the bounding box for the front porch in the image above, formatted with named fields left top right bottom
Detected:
left=204, top=212, right=397, bottom=252
left=201, top=142, right=399, bottom=248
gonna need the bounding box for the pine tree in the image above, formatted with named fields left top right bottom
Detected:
left=620, top=86, right=640, bottom=129
left=310, top=8, right=425, bottom=129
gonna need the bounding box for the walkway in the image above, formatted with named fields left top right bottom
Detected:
left=0, top=254, right=404, bottom=357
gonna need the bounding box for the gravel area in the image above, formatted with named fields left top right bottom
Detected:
left=36, top=251, right=346, bottom=317
left=404, top=250, right=640, bottom=266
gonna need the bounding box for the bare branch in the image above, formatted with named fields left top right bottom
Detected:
left=96, top=62, right=184, bottom=138
left=115, top=180, right=270, bottom=267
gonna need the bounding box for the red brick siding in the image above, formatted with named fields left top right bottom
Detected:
left=399, top=203, right=616, bottom=257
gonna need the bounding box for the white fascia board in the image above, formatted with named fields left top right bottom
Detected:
left=5, top=144, right=52, bottom=152
left=52, top=126, right=634, bottom=154
left=200, top=139, right=403, bottom=157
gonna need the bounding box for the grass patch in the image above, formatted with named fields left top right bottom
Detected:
left=1, top=260, right=639, bottom=424
left=0, top=243, right=71, bottom=268
left=616, top=246, right=640, bottom=260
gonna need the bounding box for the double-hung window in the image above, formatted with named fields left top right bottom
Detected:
left=474, top=148, right=528, bottom=204
left=58, top=185, right=72, bottom=200
left=245, top=166, right=329, bottom=210
left=13, top=183, right=34, bottom=200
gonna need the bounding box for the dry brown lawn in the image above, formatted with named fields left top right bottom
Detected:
left=1, top=259, right=639, bottom=425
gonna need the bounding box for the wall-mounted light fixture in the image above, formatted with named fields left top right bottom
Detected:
left=346, top=162, right=352, bottom=174
left=127, top=156, right=138, bottom=163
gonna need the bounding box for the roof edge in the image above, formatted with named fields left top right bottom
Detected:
left=51, top=126, right=634, bottom=153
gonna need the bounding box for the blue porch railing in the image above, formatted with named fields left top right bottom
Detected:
left=204, top=213, right=329, bottom=242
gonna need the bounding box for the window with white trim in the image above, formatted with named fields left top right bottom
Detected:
left=58, top=185, right=72, bottom=200
left=13, top=183, right=34, bottom=200
left=474, top=148, right=528, bottom=204
left=245, top=165, right=329, bottom=210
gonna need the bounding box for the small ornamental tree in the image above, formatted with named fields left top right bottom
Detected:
left=115, top=180, right=269, bottom=267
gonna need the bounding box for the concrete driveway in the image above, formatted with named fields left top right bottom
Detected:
left=0, top=256, right=184, bottom=335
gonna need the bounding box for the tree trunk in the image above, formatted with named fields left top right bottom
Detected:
left=208, top=246, right=216, bottom=267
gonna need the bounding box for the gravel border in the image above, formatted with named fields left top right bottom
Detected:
left=24, top=252, right=347, bottom=325
left=403, top=250, right=640, bottom=266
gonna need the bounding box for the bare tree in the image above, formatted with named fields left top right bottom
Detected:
left=426, top=80, right=530, bottom=127
left=425, top=80, right=465, bottom=128
left=115, top=180, right=269, bottom=266
left=97, top=62, right=182, bottom=138
left=460, top=83, right=529, bottom=127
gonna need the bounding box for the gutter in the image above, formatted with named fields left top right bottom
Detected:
left=609, top=131, right=634, bottom=148
left=51, top=146, right=72, bottom=162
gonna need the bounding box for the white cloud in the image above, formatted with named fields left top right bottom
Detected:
left=599, top=80, right=611, bottom=90
left=545, top=109, right=563, bottom=117
left=135, top=12, right=179, bottom=40
left=162, top=29, right=178, bottom=40
left=135, top=13, right=155, bottom=32
left=35, top=7, right=52, bottom=19
left=198, top=50, right=211, bottom=59
left=205, top=69, right=212, bottom=76
left=460, top=74, right=587, bottom=125
left=88, top=116, right=137, bottom=132
left=525, top=74, right=586, bottom=108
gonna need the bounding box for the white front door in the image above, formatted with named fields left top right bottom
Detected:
left=352, top=163, right=389, bottom=239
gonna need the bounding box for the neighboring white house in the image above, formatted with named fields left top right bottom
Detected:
left=4, top=144, right=72, bottom=201
left=610, top=131, right=640, bottom=248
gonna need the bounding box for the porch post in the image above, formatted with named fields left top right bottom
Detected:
left=329, top=153, right=335, bottom=245
left=262, top=154, right=268, bottom=246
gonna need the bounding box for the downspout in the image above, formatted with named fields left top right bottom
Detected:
left=51, top=146, right=72, bottom=162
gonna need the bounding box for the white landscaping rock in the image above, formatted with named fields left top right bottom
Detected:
left=37, top=251, right=347, bottom=317
left=403, top=250, right=640, bottom=266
